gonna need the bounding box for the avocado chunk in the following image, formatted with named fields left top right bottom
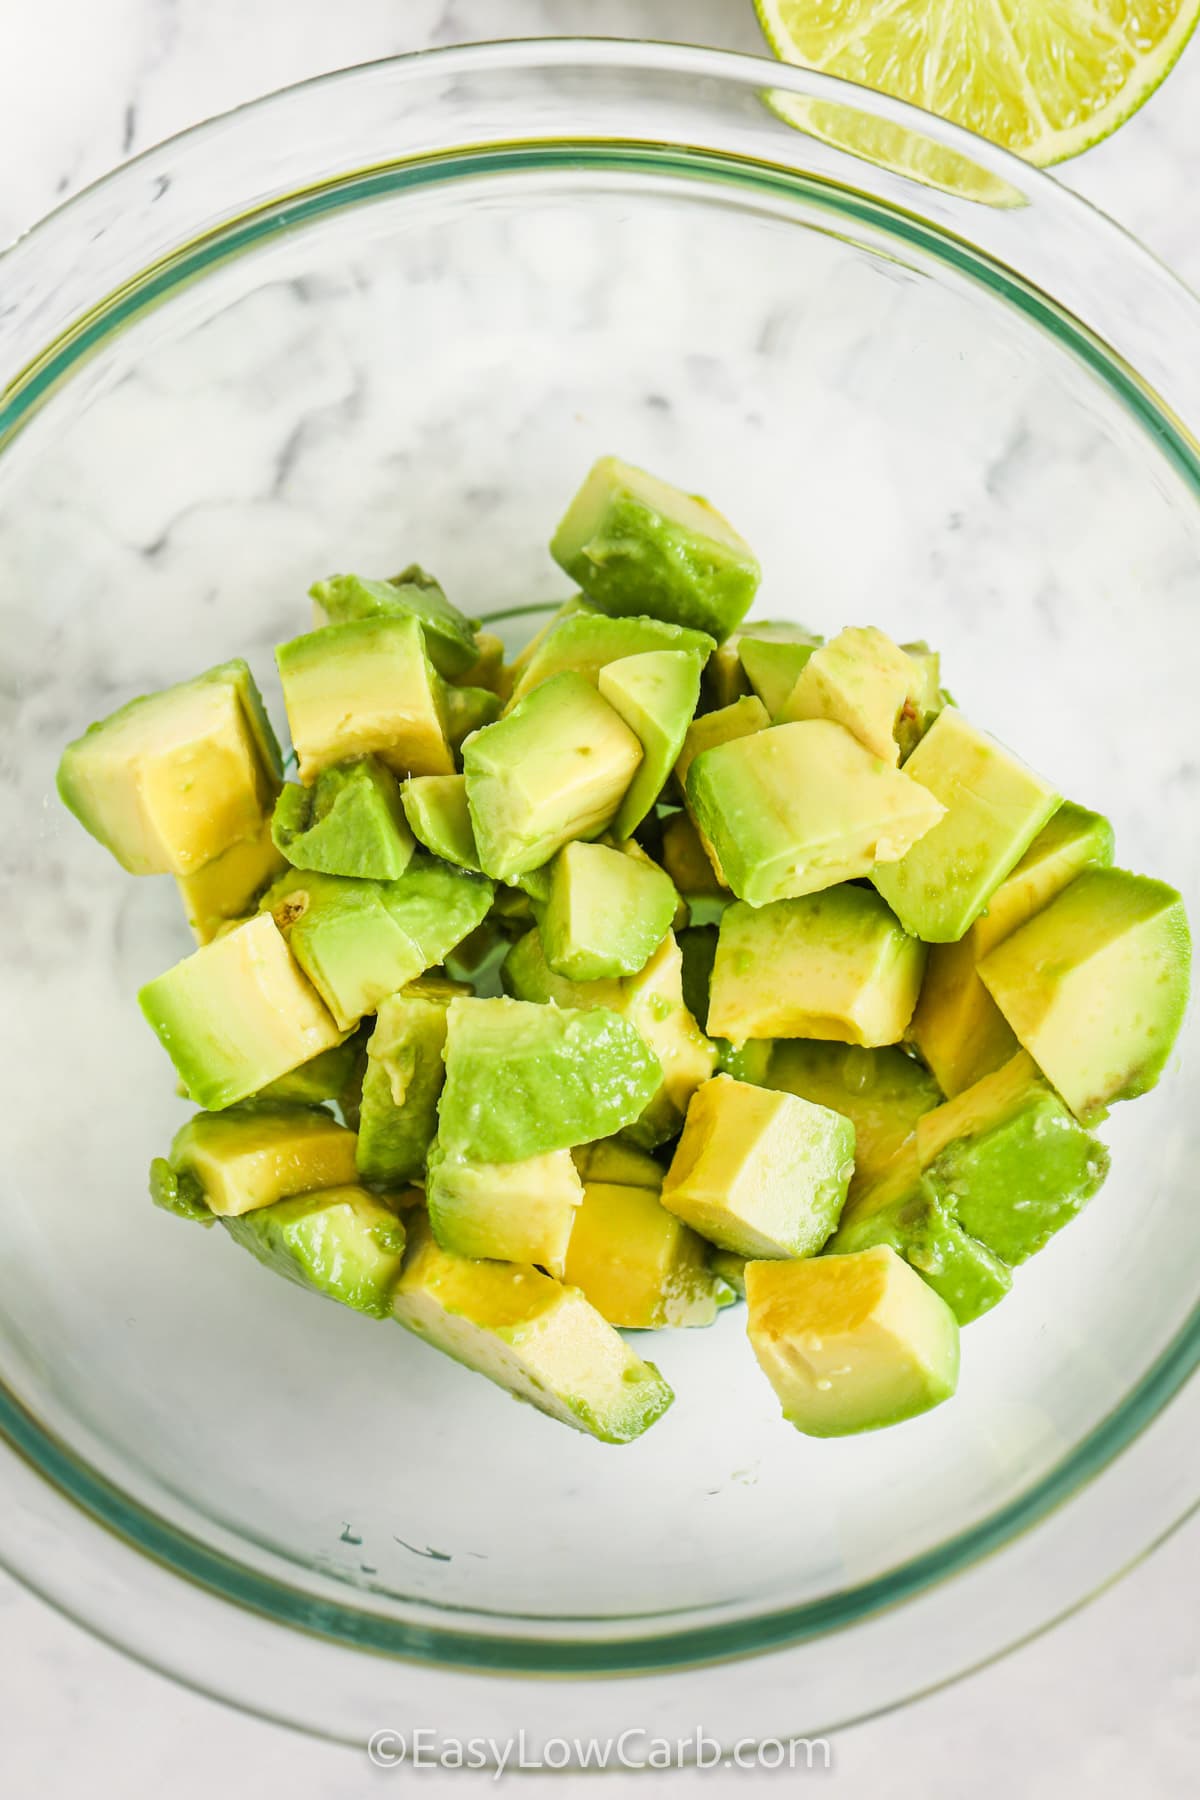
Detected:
left=309, top=567, right=479, bottom=680
left=978, top=869, right=1190, bottom=1125
left=507, top=609, right=714, bottom=708
left=444, top=683, right=502, bottom=752
left=426, top=1141, right=583, bottom=1277
left=139, top=913, right=343, bottom=1109
left=571, top=1138, right=665, bottom=1189
left=745, top=1245, right=959, bottom=1436
left=900, top=641, right=944, bottom=746
left=709, top=887, right=927, bottom=1047
left=276, top=615, right=453, bottom=783
left=709, top=1249, right=747, bottom=1299
left=382, top=854, right=495, bottom=963
left=392, top=1212, right=674, bottom=1443
left=356, top=979, right=467, bottom=1187
left=597, top=649, right=705, bottom=837
left=688, top=720, right=945, bottom=906
left=224, top=1184, right=408, bottom=1317
left=738, top=631, right=821, bottom=718
left=257, top=1033, right=366, bottom=1107
left=702, top=620, right=810, bottom=710
left=909, top=802, right=1114, bottom=1096
left=825, top=1146, right=1011, bottom=1324
left=401, top=775, right=482, bottom=870
left=160, top=1100, right=358, bottom=1217
left=58, top=659, right=282, bottom=877
left=915, top=1050, right=1111, bottom=1262
left=176, top=819, right=287, bottom=944
left=263, top=870, right=427, bottom=1032
left=872, top=708, right=1061, bottom=943
left=438, top=996, right=662, bottom=1163
left=775, top=626, right=929, bottom=763
left=458, top=630, right=506, bottom=694
left=502, top=930, right=716, bottom=1147
left=661, top=1074, right=855, bottom=1258
left=674, top=695, right=770, bottom=795
left=564, top=1179, right=734, bottom=1328
left=550, top=455, right=760, bottom=640
left=767, top=1040, right=943, bottom=1197
left=463, top=671, right=643, bottom=882
left=271, top=757, right=415, bottom=882
left=539, top=840, right=678, bottom=981
left=660, top=812, right=730, bottom=918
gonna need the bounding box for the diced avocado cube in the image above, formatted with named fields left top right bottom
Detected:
left=176, top=819, right=287, bottom=945
left=444, top=683, right=501, bottom=752
left=309, top=567, right=479, bottom=679
left=745, top=1245, right=959, bottom=1436
left=57, top=659, right=282, bottom=877
left=597, top=650, right=704, bottom=837
left=264, top=870, right=426, bottom=1032
left=709, top=1249, right=747, bottom=1298
left=539, top=841, right=678, bottom=981
left=709, top=887, right=927, bottom=1048
left=507, top=609, right=714, bottom=709
left=674, top=695, right=770, bottom=794
left=703, top=620, right=808, bottom=710
left=139, top=913, right=343, bottom=1110
left=224, top=1184, right=407, bottom=1317
left=161, top=1100, right=358, bottom=1217
left=502, top=930, right=716, bottom=1147
left=978, top=869, right=1190, bottom=1125
left=276, top=615, right=453, bottom=783
left=392, top=1212, right=674, bottom=1443
left=899, top=641, right=944, bottom=748
left=826, top=1146, right=1011, bottom=1324
left=401, top=775, right=482, bottom=870
left=458, top=630, right=506, bottom=694
left=438, top=996, right=662, bottom=1163
left=500, top=595, right=591, bottom=696
left=463, top=671, right=643, bottom=882
left=564, top=1179, right=733, bottom=1328
left=426, top=1141, right=583, bottom=1277
left=738, top=632, right=821, bottom=718
left=271, top=757, right=415, bottom=882
left=766, top=1040, right=943, bottom=1197
left=257, top=1034, right=366, bottom=1106
left=571, top=1138, right=665, bottom=1189
left=872, top=708, right=1061, bottom=943
left=916, top=1050, right=1110, bottom=1263
left=716, top=1038, right=775, bottom=1084
left=776, top=626, right=928, bottom=764
left=661, top=1074, right=855, bottom=1258
left=356, top=979, right=467, bottom=1187
left=608, top=832, right=689, bottom=932
left=909, top=802, right=1114, bottom=1096
left=688, top=721, right=945, bottom=907
left=551, top=455, right=760, bottom=640
left=383, top=854, right=495, bottom=965
left=660, top=812, right=730, bottom=911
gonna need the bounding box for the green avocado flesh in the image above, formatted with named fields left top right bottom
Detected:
left=271, top=757, right=415, bottom=881
left=64, top=453, right=1190, bottom=1443
left=551, top=456, right=760, bottom=641
left=225, top=1185, right=408, bottom=1318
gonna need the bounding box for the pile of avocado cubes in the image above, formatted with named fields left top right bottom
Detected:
left=57, top=456, right=1191, bottom=1444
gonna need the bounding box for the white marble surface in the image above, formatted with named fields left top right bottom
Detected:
left=0, top=2, right=1198, bottom=1794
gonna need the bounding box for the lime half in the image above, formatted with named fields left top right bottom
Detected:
left=757, top=0, right=1200, bottom=167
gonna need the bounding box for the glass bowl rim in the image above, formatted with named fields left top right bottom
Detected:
left=0, top=36, right=1197, bottom=1685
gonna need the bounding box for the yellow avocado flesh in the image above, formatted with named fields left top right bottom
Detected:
left=539, top=840, right=678, bottom=982
left=661, top=1074, right=855, bottom=1259
left=745, top=1245, right=959, bottom=1437
left=709, top=886, right=927, bottom=1046
left=572, top=1138, right=665, bottom=1189
left=392, top=1214, right=674, bottom=1443
left=598, top=649, right=705, bottom=839
left=138, top=913, right=344, bottom=1110
left=170, top=1104, right=358, bottom=1217
left=276, top=614, right=453, bottom=784
left=909, top=802, right=1114, bottom=1096
left=687, top=720, right=945, bottom=907
left=565, top=1180, right=729, bottom=1328
left=767, top=1040, right=942, bottom=1197
left=463, top=671, right=643, bottom=883
left=660, top=811, right=729, bottom=901
left=401, top=775, right=482, bottom=871
left=675, top=694, right=770, bottom=885
left=776, top=626, right=923, bottom=763
left=57, top=661, right=281, bottom=877
left=426, top=1145, right=583, bottom=1278
left=223, top=1184, right=407, bottom=1319
left=872, top=708, right=1061, bottom=944
left=176, top=820, right=287, bottom=944
left=978, top=868, right=1191, bottom=1125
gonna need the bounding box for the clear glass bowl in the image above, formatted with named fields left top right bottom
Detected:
left=0, top=40, right=1197, bottom=1752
